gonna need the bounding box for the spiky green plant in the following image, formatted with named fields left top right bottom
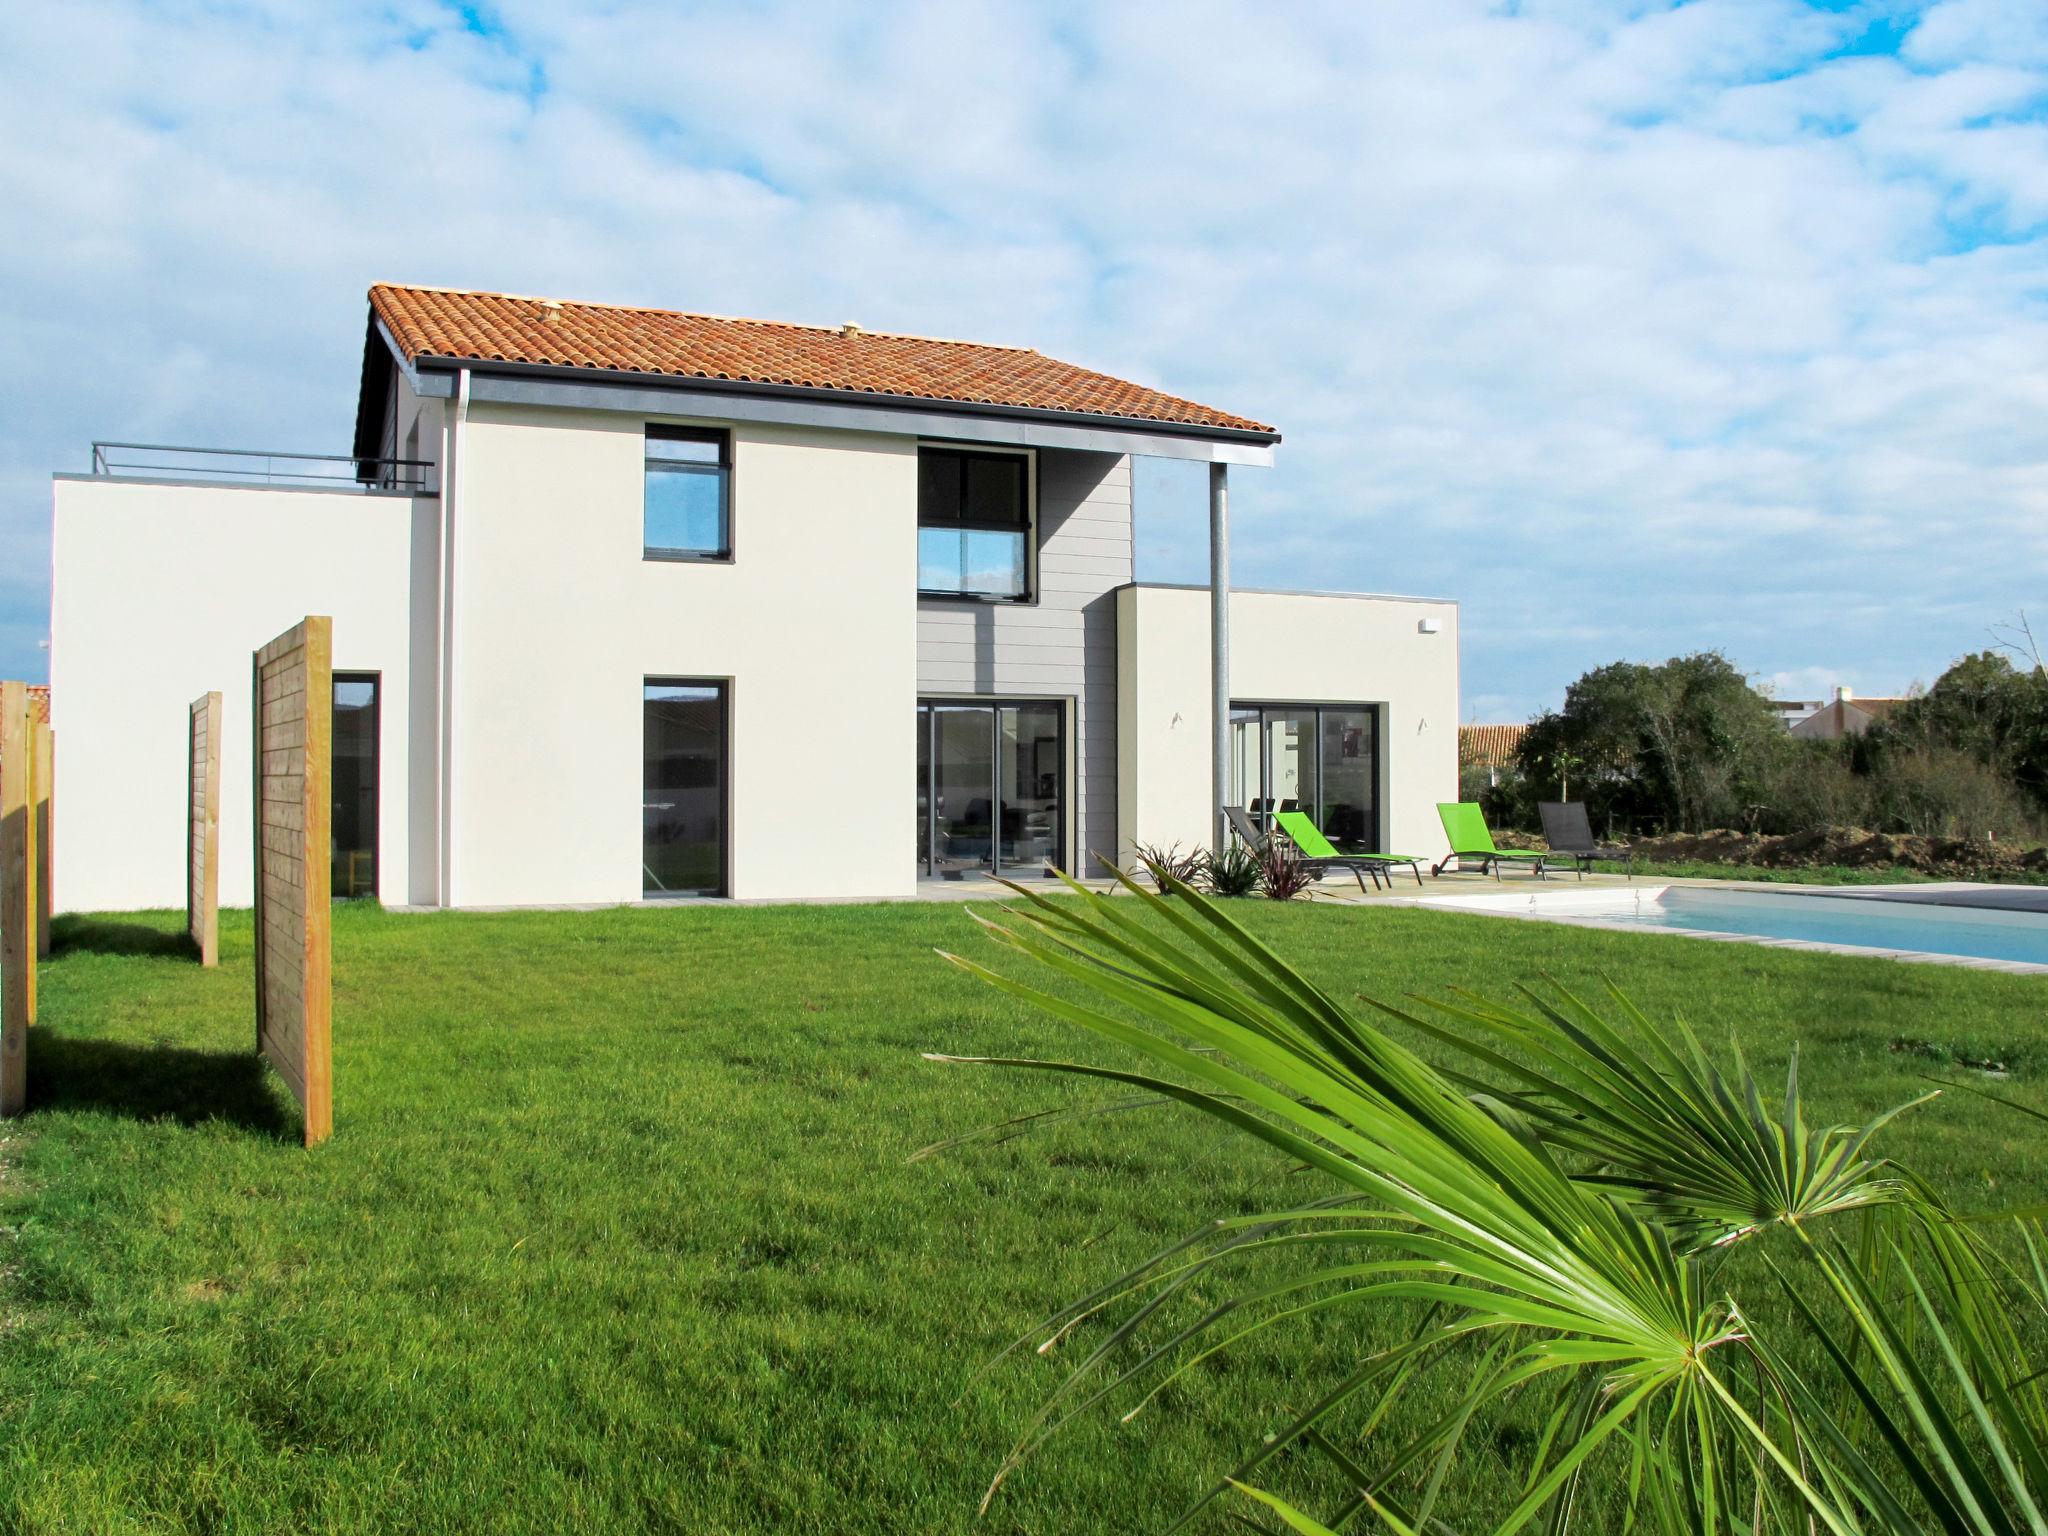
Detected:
left=926, top=863, right=2048, bottom=1534
left=1202, top=843, right=1263, bottom=898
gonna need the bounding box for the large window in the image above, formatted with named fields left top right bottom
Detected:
left=916, top=446, right=1031, bottom=600
left=645, top=427, right=731, bottom=560
left=332, top=674, right=379, bottom=899
left=1229, top=702, right=1381, bottom=852
left=643, top=681, right=727, bottom=896
left=916, top=699, right=1062, bottom=877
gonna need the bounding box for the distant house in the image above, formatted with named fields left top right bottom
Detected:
left=1790, top=687, right=1905, bottom=740
left=1767, top=697, right=1824, bottom=731
left=1460, top=723, right=1527, bottom=784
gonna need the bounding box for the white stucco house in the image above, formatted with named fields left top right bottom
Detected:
left=49, top=284, right=1459, bottom=910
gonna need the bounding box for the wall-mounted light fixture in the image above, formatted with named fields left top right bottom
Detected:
left=1417, top=617, right=1441, bottom=635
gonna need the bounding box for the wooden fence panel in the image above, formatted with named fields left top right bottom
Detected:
left=187, top=692, right=222, bottom=967
left=251, top=619, right=332, bottom=1146
left=34, top=721, right=52, bottom=961
left=1, top=681, right=32, bottom=1116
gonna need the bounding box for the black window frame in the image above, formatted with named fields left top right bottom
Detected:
left=644, top=425, right=734, bottom=563
left=1231, top=700, right=1383, bottom=854
left=915, top=444, right=1036, bottom=604
left=332, top=671, right=381, bottom=901
left=916, top=696, right=1067, bottom=878
left=642, top=676, right=731, bottom=899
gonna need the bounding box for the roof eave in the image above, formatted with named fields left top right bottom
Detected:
left=402, top=351, right=1282, bottom=447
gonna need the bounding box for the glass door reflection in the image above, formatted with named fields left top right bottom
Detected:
left=918, top=700, right=1064, bottom=878
left=931, top=705, right=996, bottom=877
left=643, top=681, right=726, bottom=896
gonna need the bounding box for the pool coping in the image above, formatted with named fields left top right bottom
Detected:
left=1387, top=882, right=2048, bottom=976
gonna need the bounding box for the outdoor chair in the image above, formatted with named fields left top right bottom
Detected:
left=1226, top=804, right=1374, bottom=892
left=1536, top=800, right=1631, bottom=879
left=1274, top=810, right=1427, bottom=889
left=1433, top=802, right=1553, bottom=879
left=1225, top=805, right=1269, bottom=851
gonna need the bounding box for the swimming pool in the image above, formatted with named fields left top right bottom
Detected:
left=1407, top=883, right=2048, bottom=973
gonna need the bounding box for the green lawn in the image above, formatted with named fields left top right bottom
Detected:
left=2, top=898, right=2045, bottom=1533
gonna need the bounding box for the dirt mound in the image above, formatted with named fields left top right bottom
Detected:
left=1620, top=826, right=2048, bottom=879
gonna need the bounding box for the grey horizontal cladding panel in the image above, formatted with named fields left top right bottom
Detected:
left=918, top=644, right=1089, bottom=670
left=920, top=664, right=1118, bottom=690
left=1044, top=516, right=1126, bottom=543
left=1042, top=480, right=1131, bottom=508
left=1040, top=578, right=1131, bottom=599
left=1040, top=530, right=1133, bottom=555
left=1042, top=492, right=1134, bottom=521
left=916, top=621, right=1092, bottom=647
left=1041, top=453, right=1131, bottom=482
left=1039, top=552, right=1136, bottom=579
left=917, top=601, right=1090, bottom=627
left=1042, top=474, right=1133, bottom=500
left=1047, top=510, right=1129, bottom=540
left=1044, top=509, right=1132, bottom=536
left=915, top=627, right=1090, bottom=653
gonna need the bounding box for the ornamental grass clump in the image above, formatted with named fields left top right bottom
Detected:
left=1201, top=843, right=1262, bottom=898
left=1255, top=842, right=1317, bottom=900
left=1131, top=842, right=1207, bottom=894
left=926, top=858, right=2048, bottom=1535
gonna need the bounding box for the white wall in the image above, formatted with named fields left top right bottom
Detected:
left=49, top=478, right=428, bottom=911
left=1116, top=585, right=1461, bottom=866
left=447, top=403, right=918, bottom=904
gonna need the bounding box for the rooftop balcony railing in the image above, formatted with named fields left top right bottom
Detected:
left=90, top=442, right=437, bottom=493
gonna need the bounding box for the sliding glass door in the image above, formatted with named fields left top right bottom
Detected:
left=916, top=700, right=1063, bottom=877
left=644, top=681, right=727, bottom=896
left=1234, top=702, right=1381, bottom=852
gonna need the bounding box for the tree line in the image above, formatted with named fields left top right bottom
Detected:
left=1473, top=647, right=2048, bottom=842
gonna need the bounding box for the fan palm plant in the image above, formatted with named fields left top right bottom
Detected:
left=926, top=862, right=2048, bottom=1534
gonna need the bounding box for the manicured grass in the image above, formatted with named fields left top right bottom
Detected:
left=2, top=897, right=2045, bottom=1532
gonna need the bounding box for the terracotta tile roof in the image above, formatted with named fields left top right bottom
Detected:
left=1459, top=723, right=1527, bottom=768
left=369, top=283, right=1275, bottom=436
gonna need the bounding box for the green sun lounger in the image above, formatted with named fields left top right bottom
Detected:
left=1433, top=802, right=1552, bottom=879
left=1273, top=811, right=1427, bottom=889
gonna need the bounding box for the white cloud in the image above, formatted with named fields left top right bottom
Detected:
left=0, top=0, right=2044, bottom=717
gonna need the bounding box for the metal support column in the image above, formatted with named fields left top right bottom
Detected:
left=1209, top=462, right=1231, bottom=859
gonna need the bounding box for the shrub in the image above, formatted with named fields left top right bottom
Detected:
left=1753, top=738, right=1872, bottom=835
left=1255, top=842, right=1316, bottom=900
left=1200, top=843, right=1261, bottom=897
left=1129, top=841, right=1204, bottom=892
left=1868, top=743, right=2039, bottom=841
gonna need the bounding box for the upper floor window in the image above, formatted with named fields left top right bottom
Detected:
left=917, top=446, right=1031, bottom=601
left=645, top=427, right=731, bottom=560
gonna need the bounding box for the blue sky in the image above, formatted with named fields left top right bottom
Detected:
left=4, top=0, right=2046, bottom=719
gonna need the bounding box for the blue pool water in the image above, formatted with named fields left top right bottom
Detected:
left=1571, top=887, right=2048, bottom=968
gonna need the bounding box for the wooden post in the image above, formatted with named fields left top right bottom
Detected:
left=33, top=722, right=52, bottom=960
left=252, top=620, right=333, bottom=1146
left=1, top=681, right=30, bottom=1115
left=187, top=693, right=222, bottom=966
